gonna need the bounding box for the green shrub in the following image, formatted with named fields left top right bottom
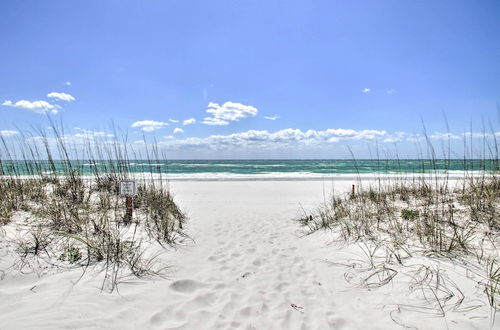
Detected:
left=401, top=208, right=419, bottom=221
left=59, top=246, right=82, bottom=263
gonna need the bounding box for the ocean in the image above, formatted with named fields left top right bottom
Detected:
left=1, top=159, right=497, bottom=180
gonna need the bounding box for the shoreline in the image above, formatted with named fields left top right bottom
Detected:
left=2, top=171, right=494, bottom=182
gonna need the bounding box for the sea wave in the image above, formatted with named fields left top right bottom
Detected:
left=169, top=163, right=287, bottom=168
left=4, top=170, right=494, bottom=181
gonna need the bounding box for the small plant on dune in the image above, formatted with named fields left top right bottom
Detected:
left=400, top=209, right=419, bottom=221
left=59, top=245, right=82, bottom=264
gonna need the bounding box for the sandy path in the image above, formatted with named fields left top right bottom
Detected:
left=146, top=181, right=345, bottom=329
left=132, top=180, right=396, bottom=329
left=1, top=180, right=478, bottom=329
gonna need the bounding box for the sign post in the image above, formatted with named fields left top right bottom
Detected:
left=119, top=180, right=137, bottom=223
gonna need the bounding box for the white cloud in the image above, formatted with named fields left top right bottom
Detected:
left=462, top=132, right=500, bottom=139
left=0, top=130, right=19, bottom=137
left=352, top=129, right=387, bottom=140
left=64, top=81, right=72, bottom=86
left=406, top=133, right=424, bottom=142
left=430, top=132, right=460, bottom=140
left=202, top=101, right=258, bottom=125
left=25, top=130, right=115, bottom=147
left=47, top=92, right=75, bottom=102
left=386, top=89, right=397, bottom=95
left=201, top=117, right=228, bottom=126
left=264, top=115, right=280, bottom=120
left=381, top=131, right=407, bottom=143
left=362, top=88, right=371, bottom=93
left=183, top=118, right=196, bottom=126
left=380, top=131, right=500, bottom=144
left=169, top=119, right=179, bottom=123
left=160, top=127, right=387, bottom=150
left=2, top=99, right=57, bottom=114
left=131, top=120, right=169, bottom=132
left=173, top=128, right=184, bottom=134
left=383, top=137, right=400, bottom=143
left=73, top=127, right=114, bottom=138
left=25, top=128, right=114, bottom=146
left=379, top=131, right=422, bottom=143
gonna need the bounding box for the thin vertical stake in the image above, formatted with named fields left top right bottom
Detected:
left=125, top=195, right=133, bottom=223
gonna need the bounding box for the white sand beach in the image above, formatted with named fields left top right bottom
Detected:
left=0, top=179, right=496, bottom=329
left=3, top=0, right=499, bottom=328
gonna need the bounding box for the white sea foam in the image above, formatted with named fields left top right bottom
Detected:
left=169, top=163, right=287, bottom=167
left=3, top=170, right=492, bottom=181
left=123, top=170, right=489, bottom=181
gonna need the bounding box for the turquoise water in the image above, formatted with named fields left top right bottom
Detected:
left=1, top=159, right=498, bottom=177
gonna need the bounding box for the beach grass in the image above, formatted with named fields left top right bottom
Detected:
left=0, top=123, right=186, bottom=291
left=298, top=132, right=499, bottom=325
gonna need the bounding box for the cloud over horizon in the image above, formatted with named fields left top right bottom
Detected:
left=0, top=130, right=19, bottom=137
left=13, top=124, right=499, bottom=160
left=73, top=127, right=114, bottom=138
left=160, top=127, right=388, bottom=151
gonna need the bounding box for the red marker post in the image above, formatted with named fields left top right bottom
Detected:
left=119, top=180, right=137, bottom=224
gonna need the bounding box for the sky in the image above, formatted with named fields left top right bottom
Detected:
left=0, top=0, right=499, bottom=159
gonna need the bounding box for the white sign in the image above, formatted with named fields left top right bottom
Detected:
left=119, top=180, right=136, bottom=196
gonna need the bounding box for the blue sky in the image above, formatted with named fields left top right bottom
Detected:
left=0, top=0, right=499, bottom=158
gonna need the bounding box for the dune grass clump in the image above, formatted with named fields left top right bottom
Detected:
left=135, top=184, right=187, bottom=244
left=0, top=125, right=187, bottom=291
left=301, top=174, right=499, bottom=316
left=0, top=178, right=47, bottom=216
left=315, top=176, right=498, bottom=254
left=299, top=133, right=500, bottom=324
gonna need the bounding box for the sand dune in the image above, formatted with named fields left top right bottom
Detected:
left=0, top=180, right=495, bottom=329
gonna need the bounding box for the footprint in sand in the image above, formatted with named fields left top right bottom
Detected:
left=169, top=279, right=206, bottom=293
left=207, top=255, right=219, bottom=261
